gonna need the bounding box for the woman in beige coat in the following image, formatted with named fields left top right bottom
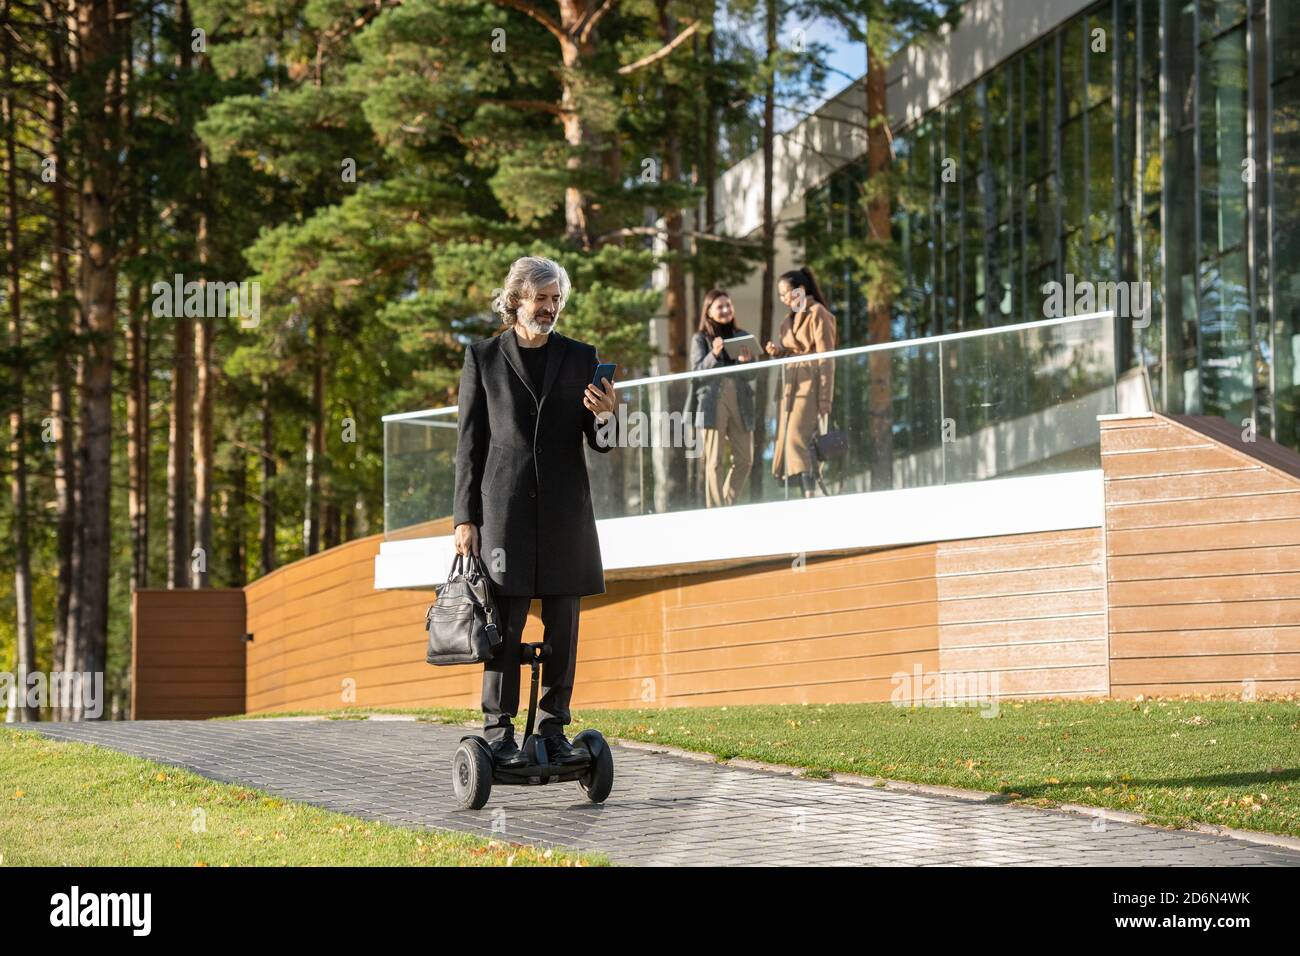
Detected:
left=765, top=267, right=838, bottom=498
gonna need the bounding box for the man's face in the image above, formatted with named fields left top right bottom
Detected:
left=517, top=281, right=563, bottom=334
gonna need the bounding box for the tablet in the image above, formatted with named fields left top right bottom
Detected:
left=721, top=333, right=757, bottom=360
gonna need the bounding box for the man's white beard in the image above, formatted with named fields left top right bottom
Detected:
left=519, top=312, right=557, bottom=335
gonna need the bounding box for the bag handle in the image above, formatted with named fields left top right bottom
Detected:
left=464, top=554, right=502, bottom=648
left=451, top=552, right=489, bottom=578
left=461, top=552, right=486, bottom=580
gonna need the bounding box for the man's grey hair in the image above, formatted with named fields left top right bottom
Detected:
left=491, top=256, right=572, bottom=326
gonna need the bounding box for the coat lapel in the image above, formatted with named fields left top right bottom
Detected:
left=499, top=327, right=530, bottom=399
left=499, top=327, right=569, bottom=404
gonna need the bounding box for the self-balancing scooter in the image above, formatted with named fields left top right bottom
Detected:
left=451, top=641, right=614, bottom=810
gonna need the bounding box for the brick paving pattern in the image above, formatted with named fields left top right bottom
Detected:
left=24, top=719, right=1300, bottom=866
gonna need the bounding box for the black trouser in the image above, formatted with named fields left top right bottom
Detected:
left=481, top=594, right=581, bottom=743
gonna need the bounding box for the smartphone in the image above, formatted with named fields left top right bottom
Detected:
left=591, top=363, right=617, bottom=388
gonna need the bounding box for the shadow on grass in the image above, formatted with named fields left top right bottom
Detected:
left=1004, top=766, right=1300, bottom=798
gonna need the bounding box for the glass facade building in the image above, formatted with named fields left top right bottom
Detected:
left=806, top=0, right=1300, bottom=450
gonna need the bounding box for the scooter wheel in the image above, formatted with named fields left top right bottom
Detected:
left=452, top=741, right=493, bottom=810
left=575, top=731, right=614, bottom=803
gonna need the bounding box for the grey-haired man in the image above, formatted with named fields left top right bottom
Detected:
left=452, top=256, right=617, bottom=768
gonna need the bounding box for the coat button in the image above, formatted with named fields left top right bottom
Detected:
left=529, top=408, right=536, bottom=415
left=529, top=490, right=536, bottom=498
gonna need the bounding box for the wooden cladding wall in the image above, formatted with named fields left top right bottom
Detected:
left=241, top=525, right=1107, bottom=715
left=131, top=589, right=247, bottom=719
left=1100, top=413, right=1300, bottom=697
left=936, top=529, right=1108, bottom=699
left=244, top=522, right=449, bottom=714
left=144, top=411, right=1300, bottom=714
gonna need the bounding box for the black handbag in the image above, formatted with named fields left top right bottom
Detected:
left=808, top=416, right=847, bottom=498
left=424, top=553, right=503, bottom=666
left=811, top=419, right=848, bottom=463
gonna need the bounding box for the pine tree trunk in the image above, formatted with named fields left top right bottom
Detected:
left=168, top=315, right=193, bottom=586
left=323, top=500, right=340, bottom=551
left=260, top=381, right=276, bottom=574
left=192, top=141, right=213, bottom=586
left=70, top=0, right=122, bottom=716
left=124, top=36, right=147, bottom=596
left=227, top=462, right=246, bottom=586
left=751, top=0, right=777, bottom=501
left=659, top=5, right=688, bottom=376
left=865, top=40, right=893, bottom=490
left=46, top=0, right=75, bottom=719
left=127, top=264, right=149, bottom=593
left=555, top=3, right=600, bottom=249
left=303, top=315, right=324, bottom=556
left=655, top=0, right=689, bottom=512
left=127, top=284, right=147, bottom=588
left=168, top=0, right=194, bottom=588
left=353, top=493, right=368, bottom=538
left=3, top=6, right=37, bottom=721
left=62, top=344, right=85, bottom=713
left=761, top=0, right=777, bottom=347
left=703, top=18, right=717, bottom=239
left=192, top=315, right=212, bottom=583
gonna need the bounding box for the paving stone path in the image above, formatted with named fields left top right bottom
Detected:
left=24, top=719, right=1300, bottom=866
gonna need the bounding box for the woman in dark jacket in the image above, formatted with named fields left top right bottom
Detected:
left=686, top=289, right=758, bottom=507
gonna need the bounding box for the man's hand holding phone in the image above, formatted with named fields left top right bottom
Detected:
left=584, top=363, right=617, bottom=422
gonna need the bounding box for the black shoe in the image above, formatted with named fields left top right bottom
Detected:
left=543, top=734, right=587, bottom=767
left=487, top=736, right=527, bottom=769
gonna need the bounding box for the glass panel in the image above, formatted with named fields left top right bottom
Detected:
left=1061, top=19, right=1085, bottom=119
left=1196, top=21, right=1251, bottom=424
left=942, top=101, right=962, bottom=333
left=384, top=413, right=458, bottom=539
left=1163, top=0, right=1200, bottom=413
left=1088, top=100, right=1116, bottom=256
left=1088, top=8, right=1112, bottom=109
left=1062, top=117, right=1086, bottom=275
left=1198, top=250, right=1254, bottom=422
left=1251, top=1, right=1272, bottom=438
left=1114, top=0, right=1138, bottom=371
left=1272, top=70, right=1300, bottom=448
left=942, top=314, right=1117, bottom=482
left=988, top=65, right=1011, bottom=229
left=1199, top=26, right=1248, bottom=263
left=1137, top=0, right=1164, bottom=401
left=961, top=86, right=985, bottom=328
left=1276, top=0, right=1300, bottom=82
left=594, top=378, right=647, bottom=517
left=1200, top=0, right=1247, bottom=39
left=383, top=315, right=1119, bottom=538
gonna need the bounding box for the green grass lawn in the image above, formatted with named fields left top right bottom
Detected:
left=0, top=729, right=603, bottom=866
left=229, top=697, right=1300, bottom=838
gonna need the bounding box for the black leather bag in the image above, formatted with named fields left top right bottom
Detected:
left=425, top=554, right=503, bottom=666
left=808, top=416, right=847, bottom=498
left=811, top=418, right=848, bottom=463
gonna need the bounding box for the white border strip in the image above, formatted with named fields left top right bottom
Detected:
left=374, top=469, right=1104, bottom=589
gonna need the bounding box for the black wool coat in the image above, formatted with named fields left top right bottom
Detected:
left=452, top=328, right=618, bottom=597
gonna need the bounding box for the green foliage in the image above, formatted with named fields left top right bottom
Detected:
left=13, top=0, right=959, bottom=710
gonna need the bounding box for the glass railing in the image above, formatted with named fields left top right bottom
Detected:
left=383, top=311, right=1116, bottom=539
